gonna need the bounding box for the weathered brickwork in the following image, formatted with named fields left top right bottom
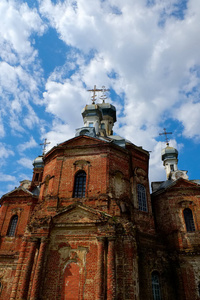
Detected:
left=0, top=134, right=199, bottom=299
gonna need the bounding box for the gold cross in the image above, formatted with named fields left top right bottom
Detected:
left=87, top=85, right=104, bottom=104
left=100, top=86, right=110, bottom=103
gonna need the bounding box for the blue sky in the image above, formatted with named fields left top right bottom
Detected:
left=0, top=0, right=200, bottom=196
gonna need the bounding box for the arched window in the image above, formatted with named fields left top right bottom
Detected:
left=73, top=171, right=86, bottom=198
left=152, top=271, right=161, bottom=300
left=183, top=208, right=195, bottom=232
left=7, top=215, right=18, bottom=237
left=137, top=184, right=148, bottom=212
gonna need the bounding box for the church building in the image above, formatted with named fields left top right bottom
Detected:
left=0, top=86, right=200, bottom=300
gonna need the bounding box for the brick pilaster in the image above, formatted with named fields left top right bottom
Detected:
left=19, top=238, right=38, bottom=300
left=30, top=238, right=48, bottom=300
left=107, top=237, right=116, bottom=300
left=10, top=238, right=27, bottom=300
left=96, top=237, right=105, bottom=300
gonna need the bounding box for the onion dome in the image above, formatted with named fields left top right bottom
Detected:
left=32, top=155, right=44, bottom=168
left=161, top=146, right=178, bottom=162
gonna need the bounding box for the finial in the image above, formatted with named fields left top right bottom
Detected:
left=40, top=138, right=51, bottom=155
left=159, top=128, right=172, bottom=146
left=87, top=85, right=102, bottom=104
left=87, top=85, right=110, bottom=104
left=100, top=86, right=110, bottom=103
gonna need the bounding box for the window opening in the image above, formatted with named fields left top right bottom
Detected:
left=7, top=215, right=18, bottom=236
left=73, top=171, right=86, bottom=198
left=170, top=164, right=174, bottom=171
left=101, top=123, right=105, bottom=129
left=35, top=173, right=39, bottom=181
left=152, top=271, right=161, bottom=300
left=89, top=122, right=93, bottom=127
left=137, top=184, right=148, bottom=212
left=198, top=282, right=200, bottom=297
left=183, top=208, right=195, bottom=232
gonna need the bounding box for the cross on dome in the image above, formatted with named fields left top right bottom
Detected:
left=40, top=138, right=51, bottom=155
left=87, top=85, right=110, bottom=104
left=159, top=128, right=172, bottom=146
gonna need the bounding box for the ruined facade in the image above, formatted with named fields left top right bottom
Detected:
left=0, top=90, right=200, bottom=300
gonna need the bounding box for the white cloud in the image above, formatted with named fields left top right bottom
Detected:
left=43, top=78, right=87, bottom=127
left=0, top=1, right=46, bottom=137
left=0, top=143, right=14, bottom=161
left=0, top=0, right=46, bottom=64
left=174, top=101, right=200, bottom=141
left=0, top=173, right=16, bottom=182
left=17, top=157, right=33, bottom=169
left=17, top=137, right=38, bottom=153
left=41, top=119, right=75, bottom=153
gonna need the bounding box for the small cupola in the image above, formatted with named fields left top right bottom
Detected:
left=81, top=104, right=103, bottom=135
left=98, top=102, right=116, bottom=136
left=32, top=155, right=44, bottom=186
left=76, top=85, right=116, bottom=137
left=160, top=128, right=188, bottom=180
left=31, top=139, right=50, bottom=188
left=161, top=146, right=178, bottom=179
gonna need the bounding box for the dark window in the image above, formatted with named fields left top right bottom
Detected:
left=7, top=215, right=18, bottom=237
left=170, top=164, right=174, bottom=171
left=152, top=271, right=161, bottom=300
left=80, top=129, right=89, bottom=136
left=183, top=208, right=195, bottom=232
left=73, top=171, right=86, bottom=198
left=198, top=282, right=200, bottom=296
left=35, top=173, right=39, bottom=181
left=137, top=184, right=148, bottom=212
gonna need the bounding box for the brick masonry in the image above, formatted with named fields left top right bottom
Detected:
left=0, top=135, right=199, bottom=299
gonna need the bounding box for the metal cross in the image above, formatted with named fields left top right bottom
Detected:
left=87, top=85, right=104, bottom=104
left=159, top=128, right=172, bottom=146
left=40, top=138, right=51, bottom=155
left=100, top=86, right=110, bottom=103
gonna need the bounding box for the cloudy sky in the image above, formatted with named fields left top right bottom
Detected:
left=0, top=0, right=200, bottom=196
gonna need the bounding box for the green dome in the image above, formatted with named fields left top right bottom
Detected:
left=32, top=155, right=44, bottom=168
left=161, top=146, right=178, bottom=161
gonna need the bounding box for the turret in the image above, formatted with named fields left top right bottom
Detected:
left=31, top=155, right=44, bottom=186
left=161, top=146, right=178, bottom=179
left=81, top=104, right=103, bottom=135
left=76, top=85, right=116, bottom=137
left=160, top=129, right=188, bottom=180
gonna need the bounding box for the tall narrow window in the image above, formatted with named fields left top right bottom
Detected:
left=73, top=171, right=86, bottom=198
left=137, top=184, right=148, bottom=212
left=183, top=208, right=195, bottom=232
left=7, top=215, right=18, bottom=237
left=152, top=271, right=162, bottom=300
left=198, top=282, right=200, bottom=297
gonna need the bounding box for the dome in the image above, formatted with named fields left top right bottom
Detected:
left=161, top=146, right=178, bottom=161
left=32, top=155, right=44, bottom=168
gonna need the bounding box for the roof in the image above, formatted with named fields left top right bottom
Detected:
left=151, top=178, right=200, bottom=196
left=44, top=134, right=149, bottom=160
left=0, top=186, right=34, bottom=201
